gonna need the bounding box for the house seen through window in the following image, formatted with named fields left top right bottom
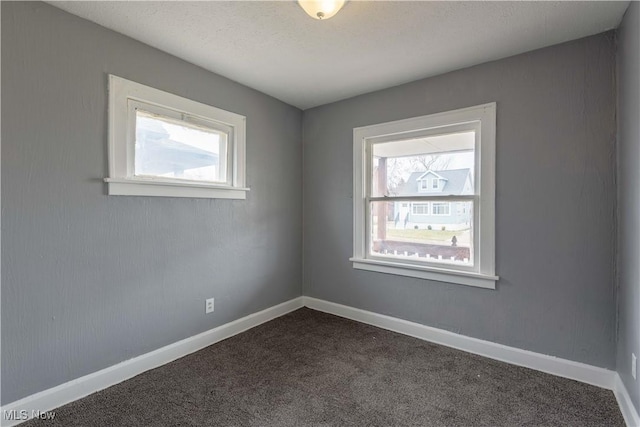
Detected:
left=135, top=110, right=228, bottom=183
left=371, top=132, right=475, bottom=265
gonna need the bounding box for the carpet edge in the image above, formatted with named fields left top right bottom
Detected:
left=0, top=297, right=304, bottom=427
left=302, top=297, right=616, bottom=389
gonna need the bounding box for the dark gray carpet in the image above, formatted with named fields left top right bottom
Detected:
left=23, top=308, right=623, bottom=426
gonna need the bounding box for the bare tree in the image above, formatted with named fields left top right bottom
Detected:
left=413, top=155, right=451, bottom=171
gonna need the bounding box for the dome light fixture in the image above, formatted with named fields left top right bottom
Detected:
left=298, top=0, right=345, bottom=20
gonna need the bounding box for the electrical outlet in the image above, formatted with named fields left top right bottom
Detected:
left=632, top=353, right=637, bottom=380
left=205, top=298, right=215, bottom=314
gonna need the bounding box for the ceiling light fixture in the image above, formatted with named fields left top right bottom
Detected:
left=298, top=0, right=345, bottom=20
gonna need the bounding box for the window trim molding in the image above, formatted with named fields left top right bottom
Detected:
left=106, top=75, right=248, bottom=199
left=349, top=258, right=498, bottom=289
left=352, top=103, right=497, bottom=289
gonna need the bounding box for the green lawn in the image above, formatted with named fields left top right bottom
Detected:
left=386, top=228, right=467, bottom=242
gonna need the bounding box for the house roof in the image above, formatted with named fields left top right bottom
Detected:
left=416, top=170, right=446, bottom=181
left=396, top=169, right=471, bottom=196
left=136, top=115, right=219, bottom=175
left=138, top=139, right=219, bottom=176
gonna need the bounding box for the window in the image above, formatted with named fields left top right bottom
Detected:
left=105, top=75, right=247, bottom=199
left=412, top=202, right=430, bottom=215
left=351, top=103, right=497, bottom=289
left=431, top=202, right=450, bottom=216
left=134, top=109, right=228, bottom=183
left=420, top=180, right=428, bottom=190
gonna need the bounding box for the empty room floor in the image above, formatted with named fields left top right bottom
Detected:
left=22, top=309, right=623, bottom=426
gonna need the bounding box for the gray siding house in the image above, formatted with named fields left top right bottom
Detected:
left=394, top=169, right=473, bottom=229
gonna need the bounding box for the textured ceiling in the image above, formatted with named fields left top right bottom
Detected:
left=49, top=1, right=629, bottom=110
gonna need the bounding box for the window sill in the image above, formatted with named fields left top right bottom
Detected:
left=349, top=257, right=497, bottom=289
left=104, top=178, right=249, bottom=199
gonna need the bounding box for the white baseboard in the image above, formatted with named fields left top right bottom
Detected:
left=302, top=297, right=616, bottom=390
left=614, top=374, right=640, bottom=427
left=0, top=297, right=304, bottom=427
left=3, top=295, right=634, bottom=427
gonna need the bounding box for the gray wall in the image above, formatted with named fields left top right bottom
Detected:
left=1, top=2, right=302, bottom=404
left=303, top=33, right=617, bottom=369
left=616, top=1, right=640, bottom=414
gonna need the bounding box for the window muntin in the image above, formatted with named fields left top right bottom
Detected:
left=412, top=202, right=430, bottom=215
left=431, top=202, right=450, bottom=216
left=352, top=103, right=497, bottom=289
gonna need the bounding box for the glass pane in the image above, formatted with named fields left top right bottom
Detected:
left=371, top=131, right=475, bottom=197
left=370, top=200, right=474, bottom=266
left=135, top=110, right=228, bottom=183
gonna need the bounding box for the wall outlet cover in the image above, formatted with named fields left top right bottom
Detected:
left=205, top=298, right=215, bottom=314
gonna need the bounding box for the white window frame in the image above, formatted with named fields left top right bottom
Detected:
left=105, top=75, right=248, bottom=199
left=411, top=202, right=430, bottom=215
left=431, top=202, right=451, bottom=216
left=431, top=178, right=439, bottom=189
left=351, top=103, right=498, bottom=289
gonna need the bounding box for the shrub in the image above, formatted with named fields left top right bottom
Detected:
left=441, top=226, right=446, bottom=231
left=414, top=225, right=419, bottom=229
left=427, top=225, right=432, bottom=230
